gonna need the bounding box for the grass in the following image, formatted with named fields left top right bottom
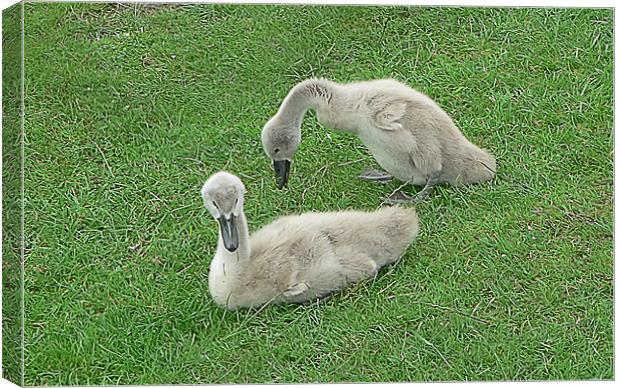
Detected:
left=2, top=2, right=24, bottom=384
left=13, top=2, right=613, bottom=384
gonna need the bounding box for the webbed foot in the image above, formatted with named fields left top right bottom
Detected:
left=383, top=191, right=424, bottom=205
left=382, top=171, right=440, bottom=205
left=359, top=167, right=393, bottom=183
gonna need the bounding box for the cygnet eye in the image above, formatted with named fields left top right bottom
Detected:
left=212, top=201, right=220, bottom=210
left=274, top=148, right=280, bottom=153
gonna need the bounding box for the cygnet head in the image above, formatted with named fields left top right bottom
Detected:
left=261, top=116, right=301, bottom=189
left=201, top=172, right=246, bottom=252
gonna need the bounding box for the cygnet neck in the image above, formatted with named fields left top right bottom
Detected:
left=217, top=211, right=251, bottom=262
left=275, top=79, right=337, bottom=128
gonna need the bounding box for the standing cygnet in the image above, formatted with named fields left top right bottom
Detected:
left=261, top=78, right=496, bottom=203
left=201, top=171, right=419, bottom=310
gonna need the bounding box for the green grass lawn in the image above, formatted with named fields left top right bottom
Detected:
left=2, top=3, right=23, bottom=384
left=14, top=2, right=613, bottom=384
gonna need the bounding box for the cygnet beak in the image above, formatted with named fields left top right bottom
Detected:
left=217, top=214, right=239, bottom=252
left=273, top=160, right=291, bottom=189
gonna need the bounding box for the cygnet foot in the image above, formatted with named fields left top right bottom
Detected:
left=383, top=171, right=440, bottom=204
left=383, top=191, right=421, bottom=205
left=301, top=291, right=336, bottom=306
left=359, top=167, right=393, bottom=183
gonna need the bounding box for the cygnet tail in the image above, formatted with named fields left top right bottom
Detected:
left=450, top=144, right=497, bottom=185
left=375, top=206, right=420, bottom=267
left=391, top=206, right=420, bottom=242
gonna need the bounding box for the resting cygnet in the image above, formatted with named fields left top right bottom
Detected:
left=261, top=78, right=496, bottom=203
left=201, top=171, right=419, bottom=310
